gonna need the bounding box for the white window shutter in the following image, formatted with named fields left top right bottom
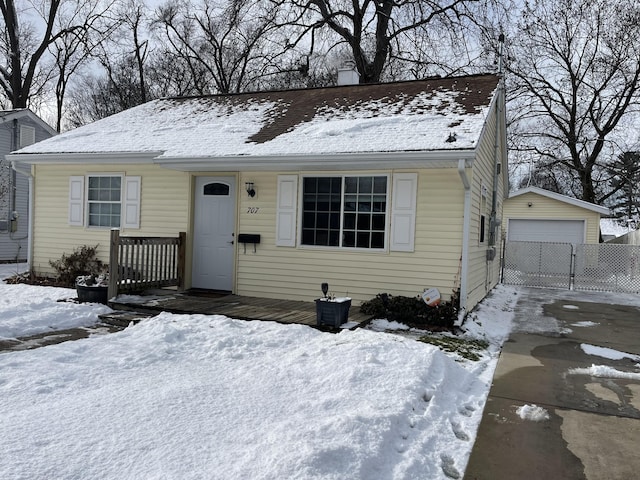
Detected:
left=276, top=175, right=298, bottom=246
left=123, top=176, right=141, bottom=229
left=68, top=176, right=85, bottom=226
left=390, top=173, right=417, bottom=252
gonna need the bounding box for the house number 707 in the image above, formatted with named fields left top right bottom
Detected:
left=247, top=207, right=260, bottom=214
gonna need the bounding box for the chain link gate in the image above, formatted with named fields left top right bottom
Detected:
left=502, top=241, right=573, bottom=289
left=502, top=241, right=640, bottom=293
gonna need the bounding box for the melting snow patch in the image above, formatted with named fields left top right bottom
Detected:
left=569, top=365, right=640, bottom=380
left=516, top=404, right=550, bottom=422
left=368, top=319, right=411, bottom=331
left=581, top=344, right=640, bottom=362
left=571, top=321, right=598, bottom=327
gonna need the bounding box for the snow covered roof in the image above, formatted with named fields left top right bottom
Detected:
left=599, top=218, right=633, bottom=238
left=508, top=187, right=610, bottom=215
left=11, top=74, right=499, bottom=166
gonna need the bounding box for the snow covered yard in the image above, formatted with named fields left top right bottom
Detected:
left=0, top=263, right=518, bottom=479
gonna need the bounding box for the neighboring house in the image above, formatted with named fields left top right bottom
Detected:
left=600, top=218, right=633, bottom=242
left=9, top=73, right=508, bottom=317
left=601, top=218, right=640, bottom=244
left=503, top=187, right=609, bottom=244
left=0, top=110, right=56, bottom=262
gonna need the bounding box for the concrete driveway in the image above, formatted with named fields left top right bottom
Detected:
left=465, top=287, right=640, bottom=480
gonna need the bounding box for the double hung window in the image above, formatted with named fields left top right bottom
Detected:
left=88, top=176, right=122, bottom=227
left=69, top=174, right=140, bottom=229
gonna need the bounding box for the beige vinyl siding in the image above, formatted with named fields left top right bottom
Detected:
left=32, top=164, right=190, bottom=277
left=465, top=100, right=504, bottom=311
left=503, top=193, right=601, bottom=244
left=236, top=170, right=464, bottom=305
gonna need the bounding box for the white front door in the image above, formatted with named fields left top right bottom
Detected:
left=192, top=176, right=236, bottom=290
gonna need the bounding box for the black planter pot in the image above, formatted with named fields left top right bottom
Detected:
left=76, top=285, right=109, bottom=304
left=315, top=299, right=351, bottom=327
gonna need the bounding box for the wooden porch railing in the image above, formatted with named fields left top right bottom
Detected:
left=108, top=229, right=186, bottom=300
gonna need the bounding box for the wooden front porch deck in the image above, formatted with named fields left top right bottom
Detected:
left=104, top=291, right=373, bottom=330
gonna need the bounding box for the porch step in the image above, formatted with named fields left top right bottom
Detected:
left=98, top=311, right=156, bottom=328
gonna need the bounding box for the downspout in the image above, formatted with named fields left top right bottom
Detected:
left=11, top=160, right=33, bottom=270
left=457, top=158, right=471, bottom=326
left=489, top=34, right=506, bottom=247
left=10, top=120, right=18, bottom=218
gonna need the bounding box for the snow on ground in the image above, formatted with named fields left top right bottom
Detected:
left=571, top=321, right=598, bottom=327
left=0, top=270, right=521, bottom=480
left=0, top=263, right=112, bottom=339
left=569, top=365, right=640, bottom=381
left=581, top=344, right=640, bottom=362
left=516, top=404, right=550, bottom=422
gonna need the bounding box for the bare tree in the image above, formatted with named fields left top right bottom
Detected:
left=155, top=0, right=299, bottom=94
left=504, top=0, right=640, bottom=204
left=51, top=6, right=118, bottom=131
left=0, top=0, right=117, bottom=109
left=271, top=0, right=484, bottom=84
left=66, top=56, right=145, bottom=128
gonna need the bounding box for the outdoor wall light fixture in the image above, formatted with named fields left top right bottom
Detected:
left=245, top=182, right=256, bottom=197
left=528, top=202, right=533, bottom=207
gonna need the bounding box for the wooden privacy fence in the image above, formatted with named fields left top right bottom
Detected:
left=108, top=229, right=186, bottom=299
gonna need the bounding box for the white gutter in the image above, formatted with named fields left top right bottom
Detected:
left=155, top=150, right=476, bottom=171
left=8, top=150, right=476, bottom=171
left=11, top=161, right=34, bottom=270
left=457, top=158, right=471, bottom=326
left=7, top=151, right=164, bottom=165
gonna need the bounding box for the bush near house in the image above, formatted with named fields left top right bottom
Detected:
left=360, top=291, right=459, bottom=330
left=49, top=245, right=107, bottom=288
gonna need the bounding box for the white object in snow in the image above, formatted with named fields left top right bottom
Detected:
left=422, top=288, right=441, bottom=306
left=516, top=404, right=550, bottom=422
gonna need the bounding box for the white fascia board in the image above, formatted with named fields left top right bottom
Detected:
left=154, top=150, right=476, bottom=172
left=8, top=151, right=164, bottom=165
left=509, top=186, right=610, bottom=215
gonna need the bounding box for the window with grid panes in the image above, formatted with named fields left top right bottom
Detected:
left=87, top=176, right=122, bottom=227
left=301, top=176, right=388, bottom=248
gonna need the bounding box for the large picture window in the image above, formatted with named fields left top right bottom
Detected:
left=88, top=176, right=122, bottom=227
left=301, top=175, right=388, bottom=249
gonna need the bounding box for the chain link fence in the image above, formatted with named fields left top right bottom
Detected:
left=574, top=244, right=640, bottom=293
left=502, top=241, right=640, bottom=294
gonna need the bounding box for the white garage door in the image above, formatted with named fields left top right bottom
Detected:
left=508, top=219, right=585, bottom=243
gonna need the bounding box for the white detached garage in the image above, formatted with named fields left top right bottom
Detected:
left=503, top=187, right=610, bottom=244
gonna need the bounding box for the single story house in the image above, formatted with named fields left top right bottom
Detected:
left=9, top=73, right=508, bottom=317
left=503, top=186, right=609, bottom=244
left=0, top=110, right=56, bottom=262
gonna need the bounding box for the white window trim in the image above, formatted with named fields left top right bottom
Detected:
left=297, top=173, right=391, bottom=252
